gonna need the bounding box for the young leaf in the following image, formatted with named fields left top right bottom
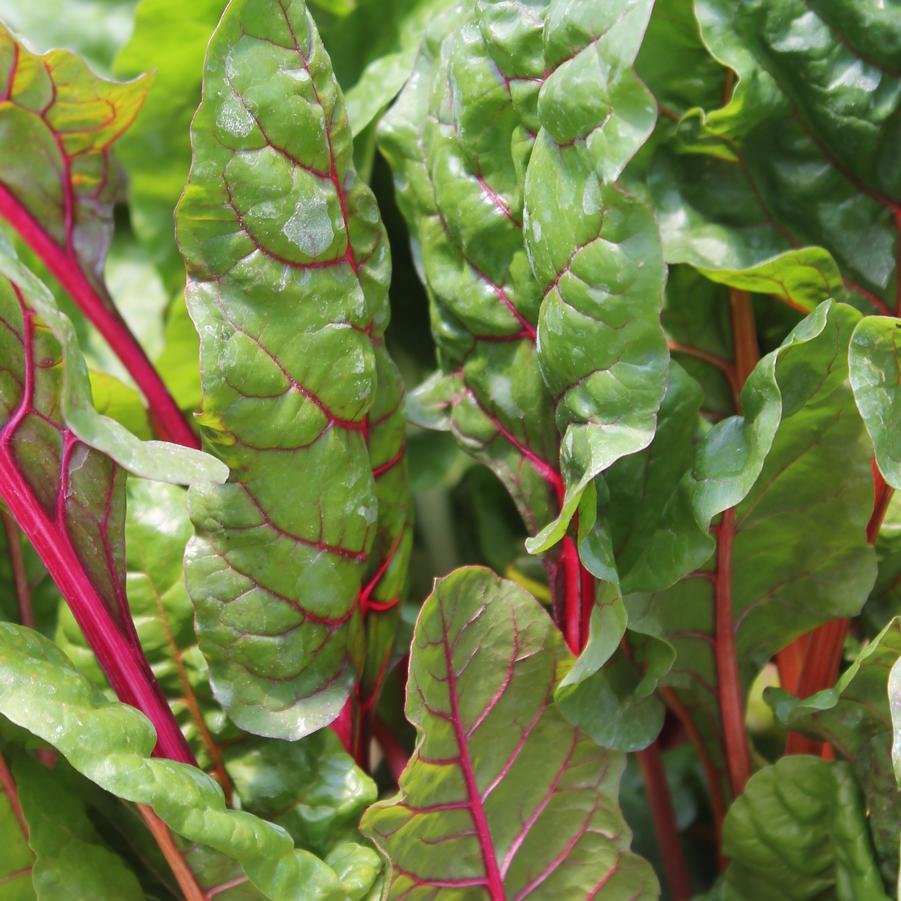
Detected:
left=0, top=621, right=381, bottom=901
left=361, top=567, right=658, bottom=899
left=715, top=757, right=888, bottom=900
left=176, top=0, right=410, bottom=741
left=0, top=241, right=225, bottom=763
left=0, top=24, right=198, bottom=447
left=13, top=754, right=144, bottom=900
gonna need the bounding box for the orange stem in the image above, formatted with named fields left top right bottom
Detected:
left=138, top=805, right=205, bottom=901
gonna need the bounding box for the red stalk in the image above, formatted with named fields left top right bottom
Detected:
left=637, top=743, right=693, bottom=900
left=0, top=183, right=199, bottom=450
left=373, top=716, right=410, bottom=784
left=713, top=508, right=752, bottom=797
left=138, top=805, right=205, bottom=901
left=0, top=448, right=194, bottom=765
left=1, top=508, right=34, bottom=629
left=786, top=464, right=894, bottom=754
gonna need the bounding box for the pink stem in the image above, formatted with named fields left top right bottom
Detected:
left=0, top=184, right=199, bottom=449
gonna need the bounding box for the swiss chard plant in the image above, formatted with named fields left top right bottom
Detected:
left=0, top=0, right=898, bottom=899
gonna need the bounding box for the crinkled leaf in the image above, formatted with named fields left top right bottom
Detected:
left=651, top=0, right=901, bottom=317
left=177, top=0, right=409, bottom=739
left=767, top=618, right=901, bottom=882
left=716, top=757, right=888, bottom=900
left=13, top=753, right=144, bottom=901
left=361, top=567, right=658, bottom=899
left=626, top=302, right=876, bottom=801
left=0, top=622, right=381, bottom=901
left=522, top=0, right=668, bottom=552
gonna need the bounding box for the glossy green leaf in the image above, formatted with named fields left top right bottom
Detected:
left=0, top=621, right=380, bottom=901
left=114, top=0, right=226, bottom=293
left=522, top=0, right=668, bottom=552
left=361, top=567, right=657, bottom=898
left=626, top=302, right=876, bottom=801
left=849, top=315, right=901, bottom=490
left=13, top=754, right=144, bottom=901
left=177, top=0, right=409, bottom=739
left=768, top=618, right=901, bottom=882
left=651, top=0, right=901, bottom=317
left=716, top=757, right=887, bottom=900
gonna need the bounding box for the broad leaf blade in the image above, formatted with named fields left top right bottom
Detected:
left=0, top=622, right=380, bottom=901
left=176, top=0, right=409, bottom=739
left=0, top=23, right=197, bottom=446
left=717, top=757, right=887, bottom=900
left=361, top=567, right=658, bottom=899
left=13, top=754, right=144, bottom=901
left=651, top=0, right=901, bottom=317
left=627, top=302, right=876, bottom=802
left=0, top=752, right=34, bottom=899
left=0, top=242, right=223, bottom=762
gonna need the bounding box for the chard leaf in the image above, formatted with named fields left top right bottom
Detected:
left=653, top=0, right=901, bottom=317
left=0, top=752, right=34, bottom=898
left=177, top=0, right=410, bottom=740
left=522, top=0, right=668, bottom=552
left=627, top=302, right=876, bottom=802
left=360, top=567, right=657, bottom=899
left=13, top=754, right=144, bottom=900
left=716, top=757, right=887, bottom=900
left=0, top=241, right=224, bottom=762
left=381, top=0, right=666, bottom=660
left=0, top=622, right=381, bottom=901
left=114, top=0, right=226, bottom=293
left=767, top=618, right=901, bottom=882
left=0, top=24, right=197, bottom=447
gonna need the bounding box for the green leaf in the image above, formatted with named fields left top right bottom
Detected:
left=849, top=315, right=901, bottom=490
left=0, top=622, right=380, bottom=901
left=176, top=0, right=409, bottom=739
left=361, top=567, right=658, bottom=898
left=223, top=730, right=377, bottom=856
left=651, top=0, right=901, bottom=317
left=767, top=618, right=901, bottom=883
left=13, top=754, right=144, bottom=901
left=626, top=302, right=876, bottom=801
left=0, top=23, right=201, bottom=447
left=114, top=0, right=227, bottom=294
left=0, top=243, right=225, bottom=485
left=716, top=757, right=888, bottom=900
left=522, top=0, right=669, bottom=552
